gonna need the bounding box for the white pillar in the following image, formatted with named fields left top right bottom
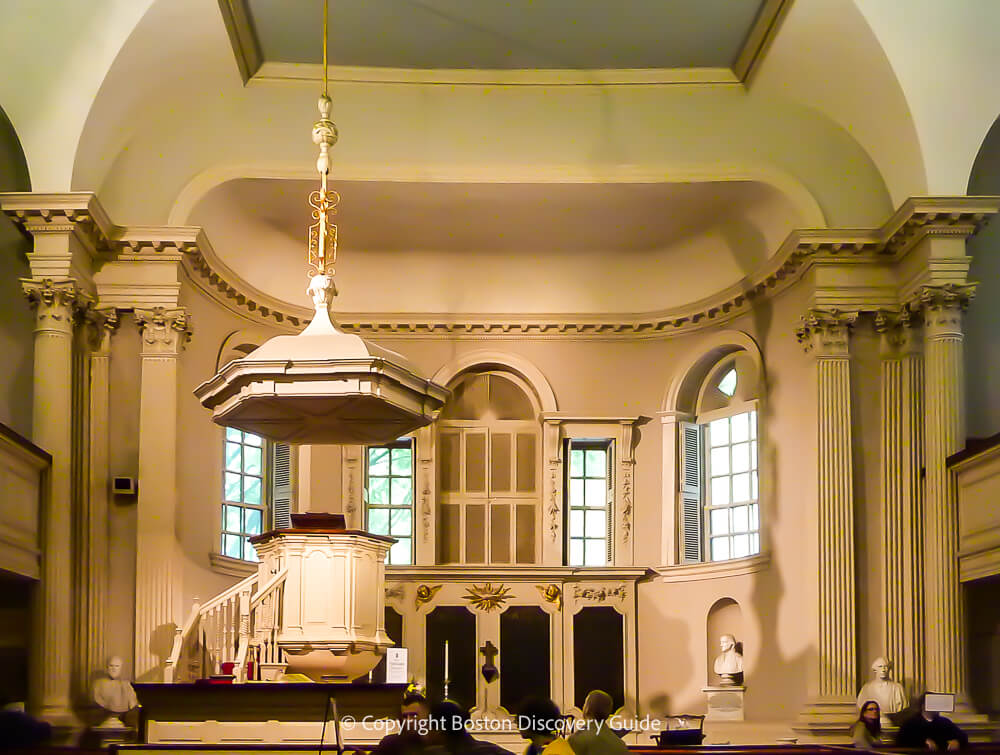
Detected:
left=22, top=278, right=88, bottom=723
left=875, top=309, right=924, bottom=696
left=134, top=307, right=190, bottom=681
left=920, top=284, right=974, bottom=696
left=80, top=309, right=117, bottom=687
left=541, top=419, right=563, bottom=566
left=795, top=308, right=858, bottom=733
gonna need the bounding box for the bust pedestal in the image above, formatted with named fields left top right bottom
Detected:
left=703, top=686, right=745, bottom=721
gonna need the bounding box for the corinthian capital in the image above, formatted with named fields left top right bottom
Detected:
left=135, top=307, right=191, bottom=356
left=874, top=308, right=921, bottom=358
left=21, top=278, right=94, bottom=333
left=795, top=308, right=858, bottom=357
left=915, top=284, right=975, bottom=340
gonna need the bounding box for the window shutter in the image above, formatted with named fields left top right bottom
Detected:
left=271, top=442, right=292, bottom=529
left=679, top=422, right=703, bottom=563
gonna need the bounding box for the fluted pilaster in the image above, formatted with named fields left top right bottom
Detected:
left=22, top=278, right=91, bottom=722
left=134, top=307, right=190, bottom=681
left=920, top=285, right=973, bottom=695
left=797, top=309, right=858, bottom=700
left=875, top=309, right=925, bottom=696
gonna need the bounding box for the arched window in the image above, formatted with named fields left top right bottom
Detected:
left=680, top=351, right=761, bottom=563
left=436, top=370, right=541, bottom=564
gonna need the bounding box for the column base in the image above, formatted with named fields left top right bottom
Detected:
left=791, top=698, right=858, bottom=740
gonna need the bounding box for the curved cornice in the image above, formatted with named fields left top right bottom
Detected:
left=3, top=193, right=999, bottom=340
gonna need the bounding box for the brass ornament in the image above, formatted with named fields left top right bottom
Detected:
left=414, top=584, right=442, bottom=609
left=463, top=583, right=511, bottom=612
left=535, top=583, right=562, bottom=610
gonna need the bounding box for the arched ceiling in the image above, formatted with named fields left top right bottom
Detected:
left=188, top=177, right=802, bottom=315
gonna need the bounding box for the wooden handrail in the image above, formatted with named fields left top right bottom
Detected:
left=250, top=568, right=287, bottom=611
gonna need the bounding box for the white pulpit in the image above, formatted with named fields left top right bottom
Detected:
left=251, top=512, right=394, bottom=682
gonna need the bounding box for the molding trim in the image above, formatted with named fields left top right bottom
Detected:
left=208, top=552, right=257, bottom=578
left=4, top=194, right=999, bottom=339
left=653, top=552, right=771, bottom=583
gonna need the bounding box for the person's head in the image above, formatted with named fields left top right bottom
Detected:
left=871, top=657, right=890, bottom=680
left=518, top=698, right=563, bottom=746
left=859, top=700, right=881, bottom=734
left=582, top=690, right=614, bottom=722
left=719, top=634, right=736, bottom=653
left=399, top=691, right=430, bottom=735
left=427, top=700, right=470, bottom=745
left=106, top=656, right=123, bottom=680
left=918, top=693, right=939, bottom=721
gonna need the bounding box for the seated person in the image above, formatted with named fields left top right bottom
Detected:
left=425, top=700, right=508, bottom=755
left=852, top=700, right=884, bottom=749
left=0, top=694, right=51, bottom=748
left=569, top=690, right=628, bottom=755
left=896, top=694, right=968, bottom=751
left=371, top=690, right=431, bottom=755
left=518, top=698, right=573, bottom=755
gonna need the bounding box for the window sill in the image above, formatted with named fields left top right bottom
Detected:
left=652, top=552, right=770, bottom=583
left=209, top=552, right=258, bottom=578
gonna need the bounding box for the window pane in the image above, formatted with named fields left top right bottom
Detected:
left=245, top=539, right=259, bottom=561
left=584, top=479, right=606, bottom=507
left=244, top=446, right=262, bottom=475
left=390, top=508, right=412, bottom=537
left=731, top=412, right=750, bottom=443
left=244, top=433, right=262, bottom=447
left=225, top=472, right=242, bottom=502
left=245, top=508, right=262, bottom=536
left=751, top=471, right=758, bottom=500
left=570, top=449, right=584, bottom=478
left=711, top=476, right=730, bottom=506
left=750, top=533, right=759, bottom=554
left=732, top=534, right=750, bottom=559
left=226, top=427, right=242, bottom=442
left=711, top=537, right=730, bottom=562
left=750, top=410, right=757, bottom=439
left=585, top=509, right=606, bottom=538
left=244, top=476, right=262, bottom=505
left=569, top=509, right=584, bottom=538
left=224, top=505, right=242, bottom=532
left=718, top=367, right=738, bottom=397
left=389, top=537, right=411, bottom=565
left=750, top=440, right=758, bottom=469
left=585, top=449, right=606, bottom=477
left=369, top=477, right=389, bottom=506
left=225, top=442, right=242, bottom=472
left=732, top=505, right=749, bottom=533
left=749, top=503, right=759, bottom=530
left=569, top=478, right=584, bottom=507
left=369, top=508, right=389, bottom=535
left=710, top=446, right=729, bottom=475
left=584, top=539, right=606, bottom=566
left=731, top=442, right=750, bottom=473
left=709, top=418, right=729, bottom=447
left=368, top=447, right=390, bottom=476
left=391, top=477, right=413, bottom=507
left=710, top=508, right=729, bottom=535
left=391, top=446, right=412, bottom=475
left=732, top=473, right=750, bottom=503
left=224, top=534, right=242, bottom=559
left=569, top=538, right=584, bottom=567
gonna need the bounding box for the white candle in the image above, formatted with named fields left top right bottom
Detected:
left=444, top=640, right=449, bottom=680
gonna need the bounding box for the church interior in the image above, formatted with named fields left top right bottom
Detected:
left=3, top=0, right=1000, bottom=749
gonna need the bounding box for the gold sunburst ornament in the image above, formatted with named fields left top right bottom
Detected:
left=463, top=583, right=512, bottom=612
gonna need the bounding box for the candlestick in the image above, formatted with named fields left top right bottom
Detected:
left=444, top=640, right=450, bottom=699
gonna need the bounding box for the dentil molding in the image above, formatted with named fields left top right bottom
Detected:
left=2, top=193, right=999, bottom=339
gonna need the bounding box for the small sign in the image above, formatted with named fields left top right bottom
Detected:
left=385, top=648, right=408, bottom=684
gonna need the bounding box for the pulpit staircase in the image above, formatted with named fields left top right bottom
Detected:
left=164, top=567, right=288, bottom=683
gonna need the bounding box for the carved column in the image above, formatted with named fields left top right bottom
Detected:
left=134, top=307, right=190, bottom=681
left=540, top=419, right=563, bottom=566
left=414, top=425, right=436, bottom=565
left=920, top=284, right=974, bottom=696
left=875, top=309, right=924, bottom=696
left=22, top=278, right=90, bottom=723
left=79, top=309, right=118, bottom=688
left=795, top=309, right=858, bottom=729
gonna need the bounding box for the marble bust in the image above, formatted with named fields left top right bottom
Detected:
left=713, top=634, right=744, bottom=685
left=92, top=656, right=138, bottom=725
left=856, top=656, right=907, bottom=715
